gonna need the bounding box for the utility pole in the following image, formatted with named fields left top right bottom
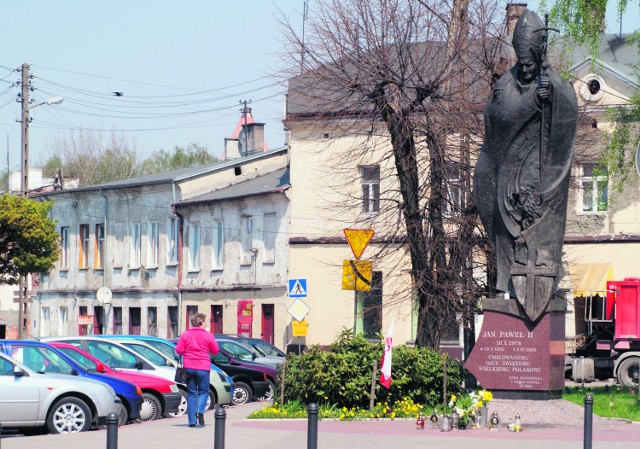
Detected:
left=239, top=99, right=252, bottom=155
left=18, top=62, right=30, bottom=339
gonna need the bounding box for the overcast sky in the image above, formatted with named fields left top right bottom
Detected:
left=1, top=1, right=637, bottom=170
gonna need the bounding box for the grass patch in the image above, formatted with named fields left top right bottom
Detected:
left=563, top=385, right=640, bottom=422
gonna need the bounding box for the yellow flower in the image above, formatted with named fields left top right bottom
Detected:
left=451, top=394, right=457, bottom=403
left=477, top=401, right=483, bottom=408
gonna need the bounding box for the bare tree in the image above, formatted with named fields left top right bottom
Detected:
left=281, top=0, right=508, bottom=349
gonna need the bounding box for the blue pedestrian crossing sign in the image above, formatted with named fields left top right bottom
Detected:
left=288, top=279, right=307, bottom=298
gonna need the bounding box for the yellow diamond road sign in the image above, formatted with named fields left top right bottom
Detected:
left=344, top=228, right=374, bottom=260
left=341, top=259, right=372, bottom=291
left=288, top=298, right=310, bottom=322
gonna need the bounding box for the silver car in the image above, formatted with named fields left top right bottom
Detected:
left=0, top=352, right=121, bottom=434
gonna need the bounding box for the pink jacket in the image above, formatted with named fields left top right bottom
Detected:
left=175, top=327, right=219, bottom=371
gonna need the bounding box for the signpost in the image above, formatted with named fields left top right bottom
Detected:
left=288, top=280, right=310, bottom=354
left=342, top=229, right=374, bottom=332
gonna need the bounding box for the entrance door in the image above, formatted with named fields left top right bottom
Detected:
left=186, top=306, right=198, bottom=330
left=210, top=305, right=223, bottom=334
left=261, top=304, right=274, bottom=344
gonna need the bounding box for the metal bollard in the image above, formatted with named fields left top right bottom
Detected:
left=307, top=403, right=318, bottom=449
left=214, top=406, right=226, bottom=449
left=584, top=393, right=593, bottom=449
left=106, top=412, right=119, bottom=449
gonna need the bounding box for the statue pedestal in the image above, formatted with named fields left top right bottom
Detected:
left=465, top=302, right=565, bottom=399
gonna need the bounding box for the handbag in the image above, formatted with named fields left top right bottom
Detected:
left=175, top=357, right=189, bottom=383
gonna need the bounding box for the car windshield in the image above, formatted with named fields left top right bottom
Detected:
left=144, top=340, right=179, bottom=361
left=219, top=340, right=254, bottom=361
left=82, top=340, right=141, bottom=369
left=57, top=347, right=98, bottom=372
left=124, top=343, right=171, bottom=366
left=251, top=341, right=285, bottom=357
left=10, top=345, right=75, bottom=375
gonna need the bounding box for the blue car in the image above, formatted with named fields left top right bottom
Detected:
left=0, top=340, right=142, bottom=426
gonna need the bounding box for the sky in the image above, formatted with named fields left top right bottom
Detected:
left=1, top=1, right=638, bottom=171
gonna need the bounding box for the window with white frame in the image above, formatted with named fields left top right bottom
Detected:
left=59, top=307, right=68, bottom=335
left=79, top=224, right=90, bottom=269
left=94, top=224, right=105, bottom=269
left=262, top=213, right=277, bottom=264
left=240, top=215, right=253, bottom=265
left=187, top=224, right=200, bottom=271
left=360, top=165, right=380, bottom=214
left=445, top=166, right=462, bottom=216
left=212, top=220, right=224, bottom=270
left=148, top=222, right=159, bottom=267
left=167, top=217, right=178, bottom=265
left=41, top=307, right=51, bottom=337
left=130, top=223, right=142, bottom=268
left=113, top=222, right=126, bottom=268
left=60, top=227, right=69, bottom=269
left=579, top=163, right=608, bottom=213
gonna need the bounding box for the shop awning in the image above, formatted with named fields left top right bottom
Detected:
left=570, top=263, right=614, bottom=297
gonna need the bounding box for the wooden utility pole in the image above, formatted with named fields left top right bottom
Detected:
left=18, top=62, right=30, bottom=339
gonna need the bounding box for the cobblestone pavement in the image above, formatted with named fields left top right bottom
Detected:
left=3, top=394, right=639, bottom=449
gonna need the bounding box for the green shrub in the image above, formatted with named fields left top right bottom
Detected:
left=279, top=329, right=464, bottom=409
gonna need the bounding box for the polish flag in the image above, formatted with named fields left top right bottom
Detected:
left=379, top=319, right=394, bottom=389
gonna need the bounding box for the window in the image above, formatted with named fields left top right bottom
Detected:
left=168, top=306, right=178, bottom=338
left=130, top=223, right=142, bottom=268
left=60, top=227, right=69, bottom=269
left=187, top=224, right=200, bottom=271
left=445, top=167, right=462, bottom=216
left=79, top=224, right=90, bottom=268
left=355, top=271, right=382, bottom=339
left=360, top=165, right=380, bottom=214
left=95, top=224, right=105, bottom=269
left=579, top=164, right=608, bottom=213
left=113, top=222, right=126, bottom=268
left=41, top=307, right=51, bottom=336
left=129, top=307, right=141, bottom=335
left=212, top=220, right=225, bottom=270
left=78, top=306, right=88, bottom=336
left=59, top=307, right=69, bottom=336
left=148, top=307, right=158, bottom=337
left=148, top=222, right=159, bottom=267
left=240, top=215, right=253, bottom=265
left=263, top=213, right=277, bottom=264
left=167, top=217, right=178, bottom=265
left=93, top=306, right=105, bottom=335
left=113, top=307, right=123, bottom=334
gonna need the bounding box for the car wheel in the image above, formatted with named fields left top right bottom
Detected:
left=207, top=389, right=216, bottom=410
left=47, top=397, right=92, bottom=434
left=256, top=380, right=275, bottom=402
left=231, top=381, right=252, bottom=405
left=118, top=403, right=129, bottom=426
left=139, top=393, right=162, bottom=421
left=617, top=357, right=640, bottom=387
left=168, top=388, right=188, bottom=417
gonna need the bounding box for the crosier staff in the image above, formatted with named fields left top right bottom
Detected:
left=535, top=14, right=559, bottom=194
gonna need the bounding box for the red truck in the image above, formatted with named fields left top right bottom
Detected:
left=569, top=277, right=640, bottom=386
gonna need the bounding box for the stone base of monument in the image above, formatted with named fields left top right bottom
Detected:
left=465, top=298, right=566, bottom=400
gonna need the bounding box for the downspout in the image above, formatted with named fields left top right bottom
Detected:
left=99, top=188, right=108, bottom=287
left=172, top=180, right=183, bottom=335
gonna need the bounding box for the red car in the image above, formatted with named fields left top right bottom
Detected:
left=50, top=342, right=181, bottom=421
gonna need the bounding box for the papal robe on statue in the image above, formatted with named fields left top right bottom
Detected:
left=473, top=9, right=578, bottom=322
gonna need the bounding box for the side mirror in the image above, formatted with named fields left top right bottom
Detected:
left=96, top=363, right=106, bottom=373
left=13, top=366, right=26, bottom=377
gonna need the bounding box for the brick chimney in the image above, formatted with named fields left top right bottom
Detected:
left=239, top=122, right=266, bottom=156
left=506, top=3, right=528, bottom=36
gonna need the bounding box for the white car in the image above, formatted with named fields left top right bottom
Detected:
left=0, top=352, right=121, bottom=434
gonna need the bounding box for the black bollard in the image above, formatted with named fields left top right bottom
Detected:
left=584, top=393, right=593, bottom=449
left=214, top=406, right=226, bottom=449
left=307, top=403, right=318, bottom=449
left=106, top=412, right=119, bottom=449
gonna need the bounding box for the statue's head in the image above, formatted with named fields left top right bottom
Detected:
left=512, top=9, right=545, bottom=83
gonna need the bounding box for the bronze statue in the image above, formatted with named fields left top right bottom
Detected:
left=473, top=9, right=578, bottom=322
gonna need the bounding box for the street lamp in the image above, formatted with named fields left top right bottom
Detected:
left=17, top=62, right=63, bottom=339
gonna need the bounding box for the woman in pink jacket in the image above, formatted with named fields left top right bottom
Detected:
left=175, top=312, right=219, bottom=427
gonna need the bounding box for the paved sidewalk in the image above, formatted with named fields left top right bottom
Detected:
left=2, top=398, right=639, bottom=449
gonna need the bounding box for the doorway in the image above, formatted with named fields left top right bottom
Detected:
left=261, top=304, right=274, bottom=344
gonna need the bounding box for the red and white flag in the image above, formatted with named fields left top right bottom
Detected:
left=379, top=319, right=394, bottom=389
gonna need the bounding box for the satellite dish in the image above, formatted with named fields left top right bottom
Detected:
left=96, top=287, right=112, bottom=305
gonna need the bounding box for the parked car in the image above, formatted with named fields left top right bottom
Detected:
left=49, top=342, right=181, bottom=421
left=42, top=336, right=231, bottom=414
left=215, top=336, right=284, bottom=369
left=240, top=337, right=287, bottom=358
left=170, top=337, right=271, bottom=405
left=100, top=334, right=234, bottom=406
left=0, top=340, right=141, bottom=426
